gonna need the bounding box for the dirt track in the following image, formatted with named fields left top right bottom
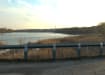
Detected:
left=0, top=58, right=105, bottom=75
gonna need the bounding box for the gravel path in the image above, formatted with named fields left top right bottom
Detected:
left=0, top=58, right=105, bottom=75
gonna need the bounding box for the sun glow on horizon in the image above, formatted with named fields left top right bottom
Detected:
left=0, top=0, right=105, bottom=29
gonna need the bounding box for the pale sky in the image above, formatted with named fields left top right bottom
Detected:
left=0, top=0, right=105, bottom=29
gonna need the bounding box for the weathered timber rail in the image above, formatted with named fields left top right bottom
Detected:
left=0, top=42, right=105, bottom=61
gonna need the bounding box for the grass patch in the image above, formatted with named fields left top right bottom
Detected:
left=0, top=35, right=105, bottom=61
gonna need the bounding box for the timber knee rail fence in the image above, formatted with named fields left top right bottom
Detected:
left=0, top=42, right=105, bottom=61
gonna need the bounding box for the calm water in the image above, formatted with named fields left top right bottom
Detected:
left=0, top=32, right=73, bottom=45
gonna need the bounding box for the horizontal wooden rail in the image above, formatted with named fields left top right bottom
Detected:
left=0, top=42, right=105, bottom=49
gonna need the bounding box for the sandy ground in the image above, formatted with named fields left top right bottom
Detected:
left=0, top=58, right=105, bottom=75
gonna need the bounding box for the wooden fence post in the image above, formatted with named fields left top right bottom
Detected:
left=52, top=44, right=56, bottom=61
left=24, top=43, right=28, bottom=61
left=77, top=43, right=81, bottom=58
left=100, top=42, right=103, bottom=57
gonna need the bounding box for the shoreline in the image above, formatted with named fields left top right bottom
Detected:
left=0, top=34, right=104, bottom=61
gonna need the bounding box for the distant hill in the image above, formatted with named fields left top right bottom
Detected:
left=1, top=22, right=105, bottom=35
left=14, top=26, right=98, bottom=35
left=0, top=28, right=13, bottom=33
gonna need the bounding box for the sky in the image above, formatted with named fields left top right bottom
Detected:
left=0, top=0, right=105, bottom=29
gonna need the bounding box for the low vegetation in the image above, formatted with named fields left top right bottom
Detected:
left=0, top=34, right=104, bottom=61
left=28, top=35, right=104, bottom=60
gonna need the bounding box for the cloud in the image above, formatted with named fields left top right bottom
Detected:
left=1, top=0, right=105, bottom=29
left=2, top=1, right=55, bottom=29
